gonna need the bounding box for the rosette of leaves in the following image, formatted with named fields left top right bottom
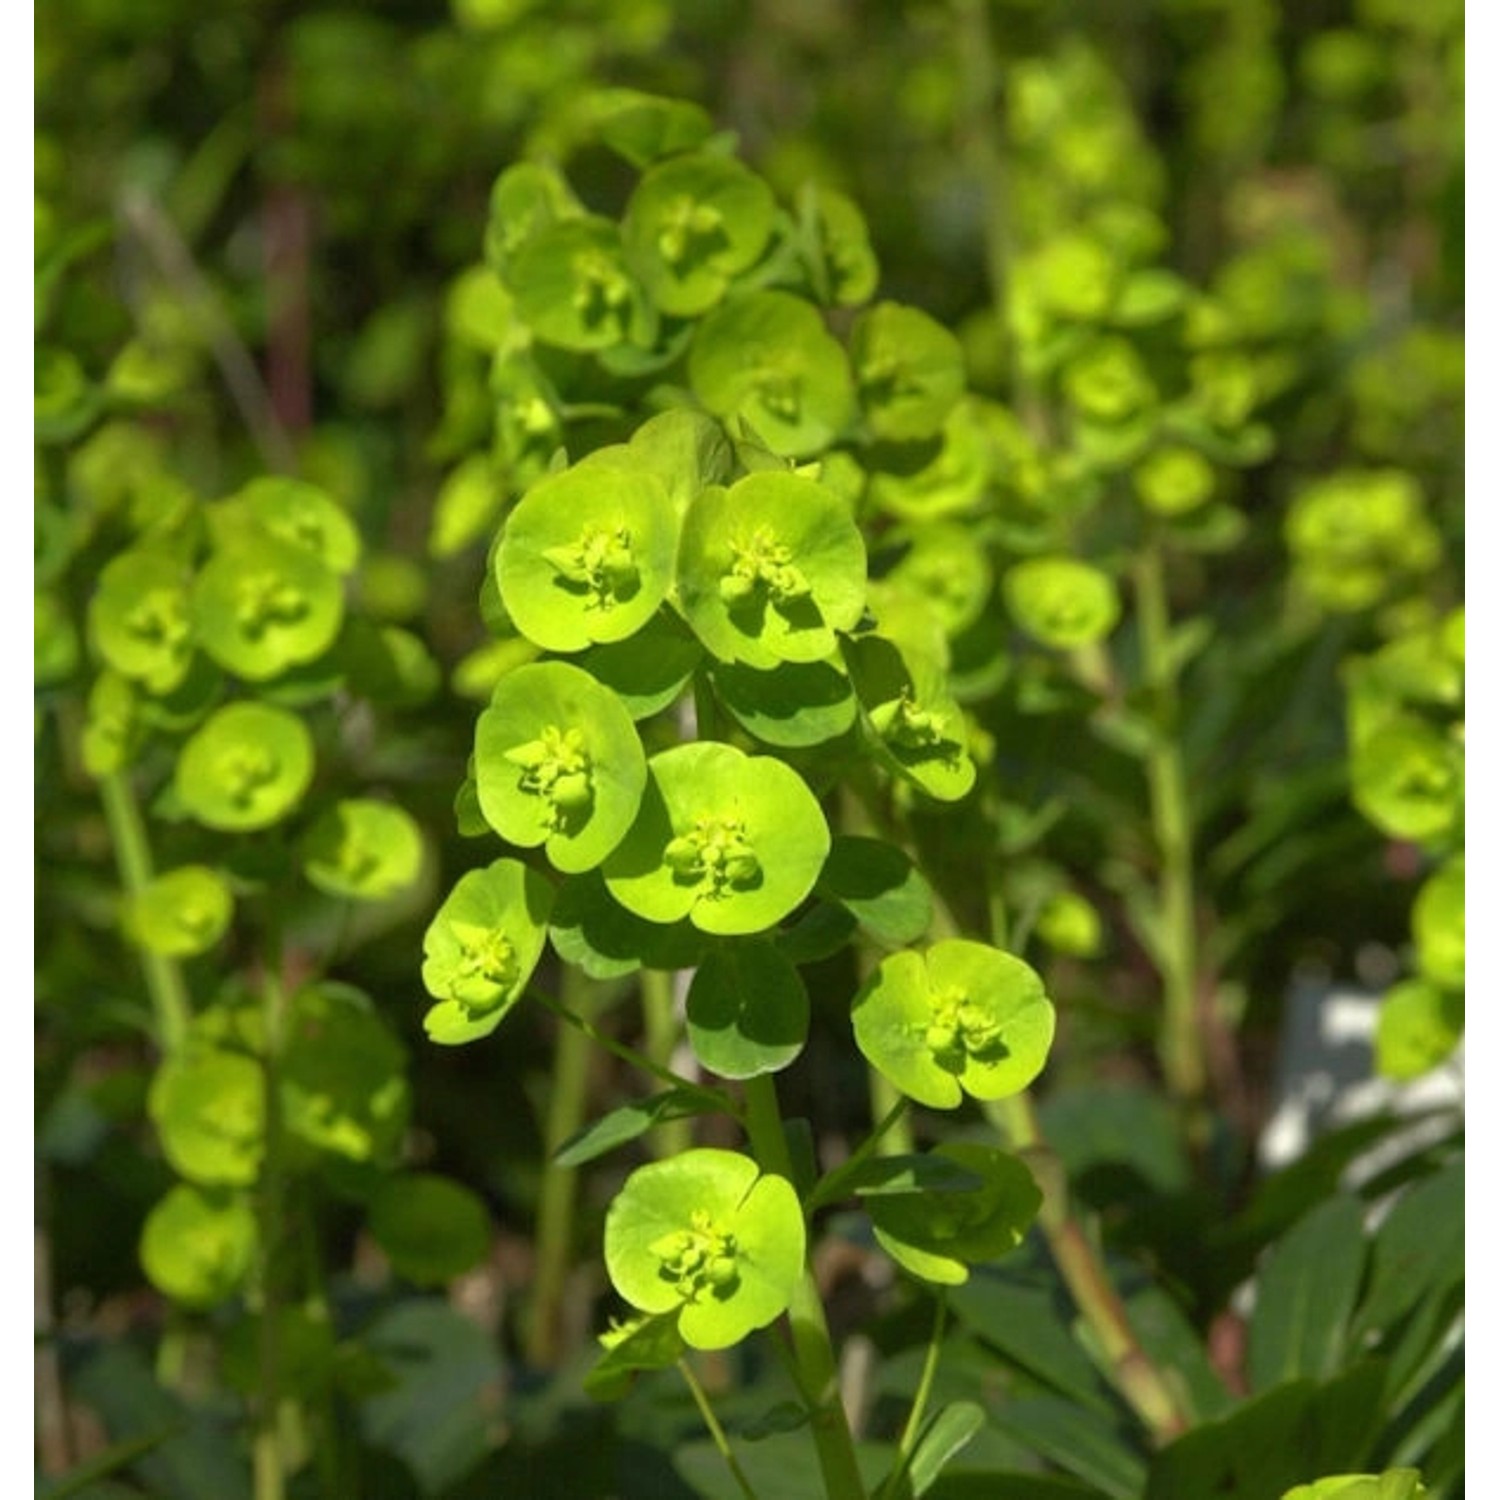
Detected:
left=621, top=151, right=776, bottom=317
left=496, top=454, right=678, bottom=652
left=1002, top=555, right=1121, bottom=649
left=851, top=939, right=1056, bottom=1109
left=688, top=289, right=854, bottom=458
left=174, top=702, right=315, bottom=832
left=676, top=471, right=867, bottom=668
left=87, top=546, right=196, bottom=694
left=851, top=301, right=966, bottom=443
left=845, top=634, right=976, bottom=801
left=506, top=216, right=655, bottom=353
left=420, top=858, right=553, bottom=1043
left=473, top=660, right=647, bottom=871
left=604, top=742, right=831, bottom=936
left=866, top=1143, right=1042, bottom=1286
left=301, top=799, right=425, bottom=901
left=603, top=1148, right=805, bottom=1350
left=193, top=527, right=344, bottom=681
left=123, top=864, right=233, bottom=957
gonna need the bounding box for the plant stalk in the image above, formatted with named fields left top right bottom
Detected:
left=254, top=963, right=289, bottom=1500
left=527, top=965, right=599, bottom=1369
left=98, top=770, right=191, bottom=1053
left=1133, top=541, right=1210, bottom=1132
left=742, top=1074, right=868, bottom=1500
left=640, top=967, right=692, bottom=1157
left=679, top=1358, right=762, bottom=1500
left=986, top=1092, right=1190, bottom=1443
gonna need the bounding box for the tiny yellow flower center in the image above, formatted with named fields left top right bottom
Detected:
left=506, top=725, right=594, bottom=830
left=663, top=815, right=761, bottom=898
left=651, top=1208, right=741, bottom=1303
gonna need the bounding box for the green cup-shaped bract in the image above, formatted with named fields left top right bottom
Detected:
left=1281, top=1471, right=1429, bottom=1500
left=1062, top=336, right=1158, bottom=425
left=851, top=301, right=966, bottom=443
left=623, top=152, right=775, bottom=317
left=578, top=609, right=703, bottom=720
left=867, top=1143, right=1042, bottom=1286
left=421, top=858, right=553, bottom=1044
left=475, top=661, right=648, bottom=872
left=485, top=160, right=582, bottom=272
left=88, top=548, right=195, bottom=695
left=711, top=657, right=858, bottom=748
left=604, top=742, right=831, bottom=936
left=1134, top=444, right=1216, bottom=517
left=220, top=476, right=362, bottom=575
left=852, top=940, right=1056, bottom=1109
left=867, top=399, right=993, bottom=521
left=281, top=983, right=410, bottom=1166
left=604, top=1148, right=805, bottom=1351
left=302, top=799, right=425, bottom=901
left=688, top=291, right=854, bottom=458
left=1413, top=856, right=1464, bottom=990
left=801, top=184, right=880, bottom=307
left=1351, top=717, right=1463, bottom=844
left=1035, top=890, right=1104, bottom=959
left=175, top=702, right=315, bottom=832
left=124, top=864, right=233, bottom=957
left=846, top=634, right=976, bottom=802
left=193, top=533, right=344, bottom=681
left=149, top=1046, right=265, bottom=1186
left=497, top=457, right=678, bottom=653
left=140, top=1184, right=256, bottom=1309
left=507, top=217, right=654, bottom=353
left=1374, top=979, right=1463, bottom=1082
left=368, top=1173, right=492, bottom=1287
left=676, top=472, right=867, bottom=669
left=885, top=523, right=994, bottom=639
left=1002, top=556, right=1121, bottom=650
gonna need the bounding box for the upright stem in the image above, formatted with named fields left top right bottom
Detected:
left=527, top=965, right=598, bottom=1369
left=640, top=968, right=692, bottom=1157
left=742, top=1075, right=868, bottom=1500
left=254, top=962, right=289, bottom=1500
left=1133, top=541, right=1210, bottom=1132
left=98, top=770, right=191, bottom=1053
left=679, top=1358, right=762, bottom=1500
left=986, top=1093, right=1190, bottom=1444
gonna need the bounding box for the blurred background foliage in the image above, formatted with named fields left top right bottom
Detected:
left=36, top=0, right=1461, bottom=1495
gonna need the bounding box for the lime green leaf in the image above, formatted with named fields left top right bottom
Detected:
left=123, top=865, right=233, bottom=957
left=689, top=290, right=854, bottom=458
left=623, top=152, right=776, bottom=317
left=586, top=1312, right=687, bottom=1402
left=507, top=217, right=654, bottom=353
left=577, top=610, right=702, bottom=720
left=1374, top=980, right=1462, bottom=1080
left=548, top=868, right=705, bottom=979
left=676, top=471, right=867, bottom=668
left=583, top=88, right=714, bottom=168
left=149, top=1046, right=264, bottom=1186
left=852, top=940, right=1055, bottom=1109
left=604, top=742, right=831, bottom=936
left=816, top=836, right=932, bottom=948
left=497, top=454, right=678, bottom=652
left=139, top=1185, right=255, bottom=1308
left=851, top=301, right=966, bottom=443
left=1412, top=856, right=1464, bottom=990
left=556, top=1089, right=719, bottom=1169
left=1350, top=717, right=1462, bottom=844
left=174, top=702, right=314, bottom=832
left=711, top=657, right=858, bottom=748
left=302, top=799, right=424, bottom=901
left=604, top=1148, right=805, bottom=1350
left=798, top=184, right=879, bottom=307
left=1281, top=1472, right=1428, bottom=1500
left=221, top=476, right=362, bottom=575
left=1002, top=557, right=1120, bottom=649
left=88, top=549, right=196, bottom=695
left=421, top=859, right=553, bottom=1043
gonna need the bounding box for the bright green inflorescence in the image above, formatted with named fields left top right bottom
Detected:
left=656, top=196, right=726, bottom=267
left=869, top=691, right=957, bottom=760
left=719, top=527, right=811, bottom=610
left=663, top=814, right=762, bottom=895
left=506, top=725, right=594, bottom=830
left=542, top=524, right=641, bottom=611
left=651, top=1208, right=741, bottom=1302
left=571, top=248, right=634, bottom=331
left=234, top=571, right=310, bottom=638
left=447, top=921, right=520, bottom=1009
left=923, top=985, right=1008, bottom=1075
left=219, top=745, right=281, bottom=809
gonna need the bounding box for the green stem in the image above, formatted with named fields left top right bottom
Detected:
left=640, top=968, right=692, bottom=1158
left=1133, top=541, right=1210, bottom=1131
left=985, top=1092, right=1190, bottom=1443
left=804, top=1098, right=910, bottom=1215
left=528, top=966, right=599, bottom=1369
left=254, top=962, right=288, bottom=1500
left=533, top=988, right=734, bottom=1115
left=876, top=1295, right=948, bottom=1500
left=742, top=1075, right=868, bottom=1500
left=98, top=770, right=191, bottom=1052
left=679, top=1358, right=762, bottom=1500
